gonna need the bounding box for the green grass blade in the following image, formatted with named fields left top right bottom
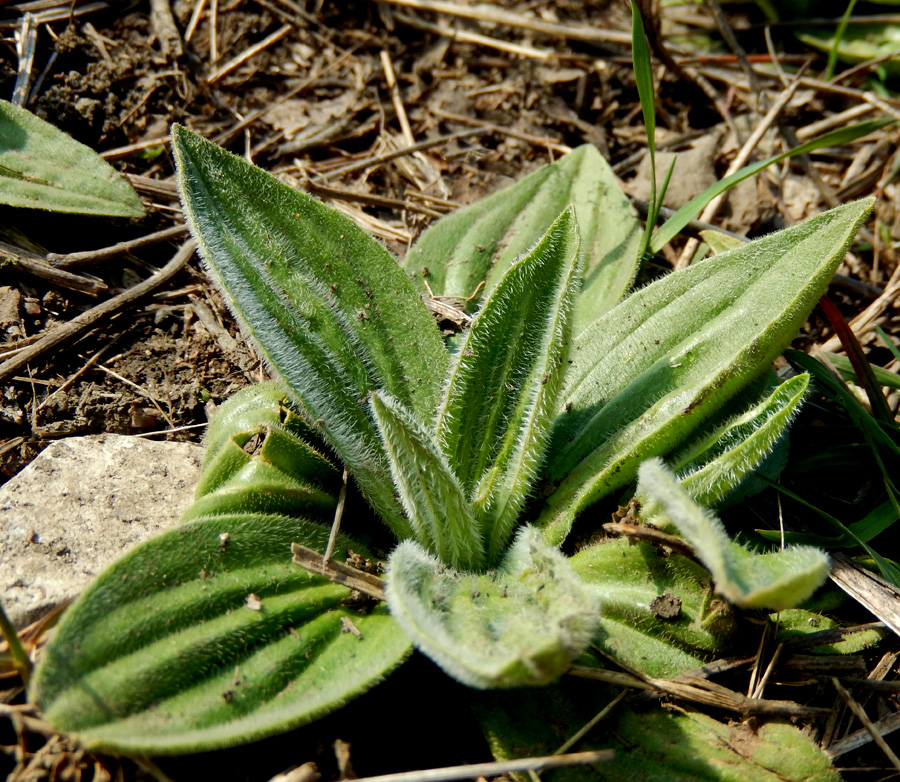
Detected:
left=650, top=120, right=891, bottom=254
left=825, top=0, right=860, bottom=81
left=632, top=1, right=657, bottom=263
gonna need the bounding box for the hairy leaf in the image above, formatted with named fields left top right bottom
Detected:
left=0, top=100, right=144, bottom=216
left=539, top=198, right=873, bottom=544
left=480, top=681, right=840, bottom=782
left=569, top=537, right=731, bottom=678
left=436, top=207, right=580, bottom=561
left=193, top=383, right=339, bottom=503
left=385, top=527, right=598, bottom=688
left=636, top=459, right=830, bottom=611
left=29, top=515, right=410, bottom=754
left=174, top=126, right=448, bottom=538
left=371, top=392, right=483, bottom=572
left=404, top=145, right=641, bottom=331
left=672, top=373, right=809, bottom=508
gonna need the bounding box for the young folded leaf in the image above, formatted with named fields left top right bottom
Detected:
left=370, top=392, right=483, bottom=572
left=385, top=527, right=598, bottom=689
left=173, top=125, right=448, bottom=539
left=671, top=373, right=809, bottom=508
left=540, top=198, right=873, bottom=545
left=436, top=207, right=580, bottom=562
left=636, top=459, right=830, bottom=611
left=403, top=145, right=641, bottom=331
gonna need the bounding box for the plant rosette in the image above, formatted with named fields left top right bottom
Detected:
left=28, top=127, right=871, bottom=767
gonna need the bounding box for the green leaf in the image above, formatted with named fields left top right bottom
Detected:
left=570, top=537, right=731, bottom=678
left=636, top=459, right=830, bottom=611
left=385, top=527, right=598, bottom=688
left=799, top=23, right=900, bottom=77
left=672, top=373, right=809, bottom=508
left=370, top=391, right=483, bottom=572
left=539, top=198, right=873, bottom=545
left=185, top=384, right=342, bottom=524
left=823, top=351, right=900, bottom=392
left=651, top=123, right=889, bottom=253
left=403, top=145, right=641, bottom=332
left=193, top=383, right=339, bottom=502
left=436, top=207, right=580, bottom=561
left=699, top=229, right=745, bottom=254
left=28, top=515, right=411, bottom=755
left=173, top=125, right=448, bottom=538
left=0, top=100, right=144, bottom=217
left=775, top=608, right=887, bottom=655
left=480, top=681, right=841, bottom=782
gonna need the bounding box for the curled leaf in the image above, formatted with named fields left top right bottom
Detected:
left=385, top=527, right=598, bottom=688
left=636, top=459, right=830, bottom=611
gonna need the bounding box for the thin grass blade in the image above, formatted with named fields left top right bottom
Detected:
left=651, top=120, right=890, bottom=253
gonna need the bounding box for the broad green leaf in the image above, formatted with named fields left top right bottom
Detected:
left=636, top=459, right=830, bottom=611
left=403, top=145, right=641, bottom=332
left=435, top=207, right=580, bottom=561
left=672, top=373, right=809, bottom=508
left=480, top=681, right=840, bottom=782
left=370, top=392, right=483, bottom=572
left=569, top=537, right=731, bottom=678
left=385, top=527, right=598, bottom=688
left=173, top=125, right=448, bottom=539
left=29, top=514, right=410, bottom=754
left=0, top=100, right=144, bottom=217
left=539, top=198, right=873, bottom=545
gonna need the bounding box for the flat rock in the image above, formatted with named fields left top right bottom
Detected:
left=0, top=434, right=204, bottom=627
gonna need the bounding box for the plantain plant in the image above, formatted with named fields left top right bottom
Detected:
left=25, top=123, right=874, bottom=777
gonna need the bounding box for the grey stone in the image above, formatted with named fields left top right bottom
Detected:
left=0, top=434, right=204, bottom=627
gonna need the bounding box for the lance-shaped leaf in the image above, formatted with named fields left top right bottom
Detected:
left=436, top=207, right=580, bottom=561
left=671, top=373, right=809, bottom=509
left=28, top=514, right=411, bottom=755
left=385, top=527, right=598, bottom=689
left=173, top=125, right=447, bottom=538
left=403, top=145, right=641, bottom=331
left=569, top=537, right=732, bottom=678
left=539, top=198, right=873, bottom=544
left=370, top=392, right=483, bottom=572
left=636, top=459, right=830, bottom=611
left=0, top=100, right=144, bottom=217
